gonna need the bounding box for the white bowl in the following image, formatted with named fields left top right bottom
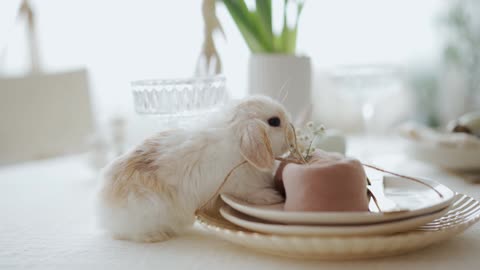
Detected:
left=406, top=141, right=480, bottom=171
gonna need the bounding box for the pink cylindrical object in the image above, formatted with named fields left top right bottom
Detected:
left=282, top=151, right=369, bottom=212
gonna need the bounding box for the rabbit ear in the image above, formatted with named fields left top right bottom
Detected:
left=239, top=119, right=274, bottom=171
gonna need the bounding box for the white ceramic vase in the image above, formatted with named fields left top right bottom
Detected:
left=248, top=54, right=311, bottom=119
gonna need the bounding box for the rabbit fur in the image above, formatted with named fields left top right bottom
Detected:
left=97, top=95, right=294, bottom=242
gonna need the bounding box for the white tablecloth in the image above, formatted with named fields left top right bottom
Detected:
left=1, top=137, right=479, bottom=270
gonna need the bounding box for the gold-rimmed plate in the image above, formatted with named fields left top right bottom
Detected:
left=219, top=205, right=449, bottom=236
left=196, top=194, right=480, bottom=260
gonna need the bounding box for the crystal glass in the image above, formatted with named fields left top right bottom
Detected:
left=131, top=75, right=228, bottom=131
left=132, top=75, right=227, bottom=116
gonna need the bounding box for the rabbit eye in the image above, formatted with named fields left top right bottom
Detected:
left=267, top=117, right=281, bottom=127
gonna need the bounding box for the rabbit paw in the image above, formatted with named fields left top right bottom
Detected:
left=246, top=188, right=284, bottom=205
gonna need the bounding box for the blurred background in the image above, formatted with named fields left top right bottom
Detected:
left=0, top=0, right=479, bottom=167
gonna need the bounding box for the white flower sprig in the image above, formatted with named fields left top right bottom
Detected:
left=294, top=121, right=325, bottom=162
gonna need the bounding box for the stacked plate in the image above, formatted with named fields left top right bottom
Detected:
left=405, top=140, right=480, bottom=171
left=219, top=176, right=455, bottom=236
left=399, top=122, right=480, bottom=171
left=196, top=176, right=480, bottom=259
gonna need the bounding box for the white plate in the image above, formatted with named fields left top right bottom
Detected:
left=405, top=140, right=480, bottom=171
left=221, top=176, right=455, bottom=225
left=197, top=194, right=480, bottom=260
left=220, top=205, right=449, bottom=236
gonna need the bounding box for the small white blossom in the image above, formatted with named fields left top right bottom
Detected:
left=290, top=121, right=328, bottom=161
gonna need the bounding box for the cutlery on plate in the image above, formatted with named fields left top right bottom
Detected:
left=367, top=178, right=409, bottom=213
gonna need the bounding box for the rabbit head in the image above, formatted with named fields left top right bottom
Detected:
left=228, top=95, right=295, bottom=172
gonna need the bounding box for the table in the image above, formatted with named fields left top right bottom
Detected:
left=1, top=137, right=479, bottom=269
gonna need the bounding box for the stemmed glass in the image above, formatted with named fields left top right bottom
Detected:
left=329, top=65, right=403, bottom=134
left=328, top=65, right=403, bottom=160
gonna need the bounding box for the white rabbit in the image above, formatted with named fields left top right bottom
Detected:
left=97, top=95, right=295, bottom=242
